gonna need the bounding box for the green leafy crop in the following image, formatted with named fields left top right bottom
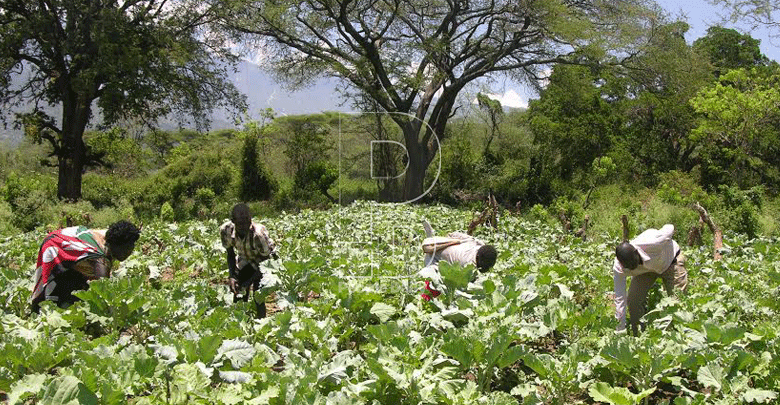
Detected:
left=0, top=201, right=778, bottom=404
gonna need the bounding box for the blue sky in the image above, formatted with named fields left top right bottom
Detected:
left=656, top=0, right=779, bottom=61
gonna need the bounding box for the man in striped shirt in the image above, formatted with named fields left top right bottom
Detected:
left=220, top=203, right=277, bottom=318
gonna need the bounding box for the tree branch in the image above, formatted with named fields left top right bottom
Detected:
left=621, top=214, right=629, bottom=241
left=692, top=202, right=723, bottom=261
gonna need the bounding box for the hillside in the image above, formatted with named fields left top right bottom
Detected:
left=0, top=60, right=345, bottom=147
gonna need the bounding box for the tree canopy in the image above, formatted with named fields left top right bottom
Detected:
left=0, top=0, right=246, bottom=199
left=693, top=26, right=770, bottom=77
left=690, top=67, right=780, bottom=189
left=222, top=0, right=663, bottom=201
left=711, top=0, right=780, bottom=38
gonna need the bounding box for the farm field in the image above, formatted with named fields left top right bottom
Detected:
left=0, top=201, right=778, bottom=404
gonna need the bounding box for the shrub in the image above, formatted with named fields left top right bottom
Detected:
left=489, top=158, right=529, bottom=206
left=84, top=128, right=152, bottom=177
left=1, top=172, right=56, bottom=231
left=53, top=200, right=96, bottom=229
left=719, top=185, right=763, bottom=238
left=429, top=136, right=479, bottom=204
left=656, top=171, right=715, bottom=208
left=239, top=132, right=277, bottom=201
left=194, top=187, right=218, bottom=218
left=527, top=204, right=551, bottom=224
left=730, top=201, right=760, bottom=238
left=134, top=149, right=236, bottom=220
left=82, top=174, right=137, bottom=209
left=294, top=161, right=338, bottom=203
left=0, top=200, right=19, bottom=237
left=195, top=187, right=216, bottom=207
left=90, top=202, right=136, bottom=229
left=336, top=178, right=378, bottom=205
left=549, top=196, right=586, bottom=231
left=160, top=202, right=175, bottom=222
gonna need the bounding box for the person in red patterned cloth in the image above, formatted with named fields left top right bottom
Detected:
left=31, top=220, right=141, bottom=312
left=419, top=221, right=497, bottom=301
left=220, top=203, right=277, bottom=318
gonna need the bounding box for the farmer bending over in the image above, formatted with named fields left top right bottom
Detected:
left=613, top=224, right=688, bottom=335
left=419, top=220, right=497, bottom=300
left=220, top=203, right=277, bottom=318
left=31, top=220, right=141, bottom=312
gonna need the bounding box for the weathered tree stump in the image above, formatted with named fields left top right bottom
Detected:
left=621, top=215, right=630, bottom=242
left=692, top=202, right=723, bottom=261
left=574, top=215, right=590, bottom=241
left=467, top=193, right=499, bottom=235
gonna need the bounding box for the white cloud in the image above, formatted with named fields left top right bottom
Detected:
left=480, top=89, right=528, bottom=109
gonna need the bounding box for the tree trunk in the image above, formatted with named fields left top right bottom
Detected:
left=57, top=99, right=91, bottom=200
left=372, top=113, right=402, bottom=202
left=57, top=143, right=85, bottom=201
left=402, top=140, right=428, bottom=203
left=396, top=89, right=453, bottom=203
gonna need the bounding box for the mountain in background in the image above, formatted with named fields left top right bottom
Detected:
left=227, top=60, right=348, bottom=119
left=1, top=59, right=529, bottom=148
left=0, top=60, right=347, bottom=147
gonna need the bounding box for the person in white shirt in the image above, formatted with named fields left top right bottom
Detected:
left=613, top=224, right=688, bottom=335
left=419, top=221, right=497, bottom=300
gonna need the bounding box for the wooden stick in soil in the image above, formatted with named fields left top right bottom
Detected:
left=692, top=202, right=723, bottom=261
left=574, top=215, right=590, bottom=241
left=621, top=215, right=629, bottom=242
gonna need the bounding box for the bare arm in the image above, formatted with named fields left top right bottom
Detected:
left=227, top=247, right=244, bottom=295
left=226, top=247, right=238, bottom=279
left=93, top=259, right=110, bottom=279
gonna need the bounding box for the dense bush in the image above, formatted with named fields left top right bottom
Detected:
left=84, top=128, right=152, bottom=177
left=159, top=201, right=175, bottom=222
left=0, top=172, right=56, bottom=231
left=719, top=185, right=763, bottom=239
left=239, top=132, right=277, bottom=201
left=549, top=196, right=586, bottom=231
left=293, top=161, right=338, bottom=203
left=0, top=200, right=18, bottom=237
left=428, top=135, right=480, bottom=204
left=134, top=151, right=235, bottom=220
left=2, top=100, right=779, bottom=240
left=82, top=174, right=139, bottom=209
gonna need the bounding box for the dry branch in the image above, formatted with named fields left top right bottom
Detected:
left=558, top=210, right=572, bottom=233
left=621, top=215, right=629, bottom=241
left=692, top=202, right=723, bottom=261
left=687, top=218, right=705, bottom=246
left=574, top=215, right=590, bottom=241
left=467, top=193, right=499, bottom=235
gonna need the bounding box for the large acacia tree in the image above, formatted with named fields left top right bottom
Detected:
left=0, top=0, right=245, bottom=200
left=223, top=0, right=661, bottom=201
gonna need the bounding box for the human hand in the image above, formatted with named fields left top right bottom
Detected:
left=228, top=278, right=239, bottom=295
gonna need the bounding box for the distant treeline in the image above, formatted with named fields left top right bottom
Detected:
left=3, top=26, right=780, bottom=238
